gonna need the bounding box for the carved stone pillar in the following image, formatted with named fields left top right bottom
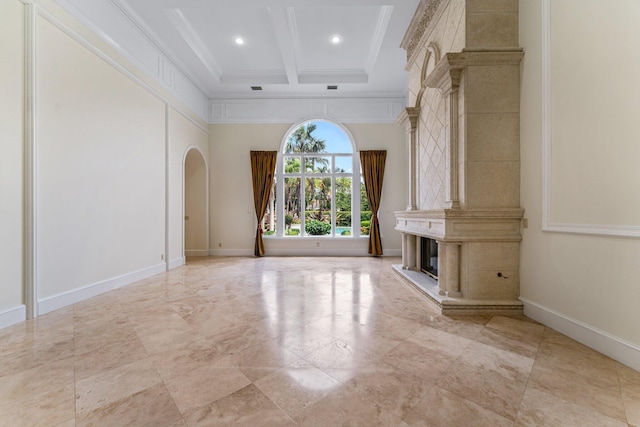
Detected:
left=396, top=107, right=420, bottom=211
left=402, top=233, right=417, bottom=270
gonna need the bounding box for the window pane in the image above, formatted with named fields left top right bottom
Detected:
left=284, top=178, right=301, bottom=236
left=304, top=178, right=331, bottom=235
left=336, top=177, right=352, bottom=236
left=304, top=156, right=331, bottom=173
left=335, top=156, right=352, bottom=173
left=360, top=177, right=371, bottom=236
left=284, top=156, right=300, bottom=173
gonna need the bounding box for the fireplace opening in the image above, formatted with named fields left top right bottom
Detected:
left=420, top=237, right=438, bottom=280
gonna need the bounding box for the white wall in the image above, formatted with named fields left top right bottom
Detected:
left=0, top=0, right=25, bottom=323
left=184, top=149, right=208, bottom=256
left=0, top=0, right=211, bottom=326
left=167, top=109, right=209, bottom=267
left=209, top=123, right=405, bottom=256
left=520, top=0, right=640, bottom=369
left=36, top=15, right=166, bottom=302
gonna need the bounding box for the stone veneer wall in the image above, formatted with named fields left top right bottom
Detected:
left=407, top=0, right=465, bottom=210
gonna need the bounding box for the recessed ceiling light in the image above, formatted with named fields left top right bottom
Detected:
left=331, top=35, right=342, bottom=45
left=235, top=37, right=245, bottom=45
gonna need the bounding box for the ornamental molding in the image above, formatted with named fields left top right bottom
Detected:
left=400, top=0, right=446, bottom=62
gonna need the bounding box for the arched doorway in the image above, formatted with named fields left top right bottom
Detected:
left=184, top=148, right=208, bottom=258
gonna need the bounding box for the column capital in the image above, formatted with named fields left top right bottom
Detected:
left=395, top=107, right=421, bottom=133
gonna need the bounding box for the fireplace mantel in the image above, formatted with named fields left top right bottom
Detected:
left=395, top=209, right=524, bottom=242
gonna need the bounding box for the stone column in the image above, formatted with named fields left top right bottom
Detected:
left=402, top=233, right=417, bottom=270
left=444, top=242, right=461, bottom=297
left=445, top=87, right=460, bottom=209
left=396, top=107, right=420, bottom=211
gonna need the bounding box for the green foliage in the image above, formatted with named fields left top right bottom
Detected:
left=360, top=181, right=370, bottom=212
left=336, top=211, right=351, bottom=227
left=263, top=230, right=275, bottom=236
left=360, top=211, right=372, bottom=222
left=285, top=229, right=300, bottom=236
left=285, top=214, right=293, bottom=228
left=361, top=220, right=370, bottom=236
left=305, top=220, right=331, bottom=236
left=285, top=123, right=326, bottom=154
left=340, top=230, right=351, bottom=236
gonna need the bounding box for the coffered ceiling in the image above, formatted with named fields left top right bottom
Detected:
left=60, top=0, right=420, bottom=100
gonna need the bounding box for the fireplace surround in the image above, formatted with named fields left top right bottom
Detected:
left=393, top=0, right=524, bottom=315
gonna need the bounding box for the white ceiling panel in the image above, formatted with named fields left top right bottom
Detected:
left=57, top=0, right=421, bottom=99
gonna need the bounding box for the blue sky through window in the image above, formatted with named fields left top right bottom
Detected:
left=307, top=121, right=352, bottom=153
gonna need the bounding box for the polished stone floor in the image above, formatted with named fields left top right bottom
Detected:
left=0, top=256, right=638, bottom=426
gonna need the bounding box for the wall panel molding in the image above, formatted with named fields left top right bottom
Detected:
left=541, top=0, right=640, bottom=238
left=210, top=98, right=406, bottom=124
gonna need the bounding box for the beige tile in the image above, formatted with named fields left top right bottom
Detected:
left=535, top=340, right=619, bottom=386
left=150, top=337, right=233, bottom=381
left=382, top=340, right=453, bottom=382
left=294, top=382, right=403, bottom=426
left=0, top=383, right=75, bottom=427
left=436, top=359, right=528, bottom=420
left=617, top=362, right=640, bottom=426
left=184, top=384, right=296, bottom=426
left=421, top=314, right=489, bottom=339
left=75, top=358, right=163, bottom=414
left=74, top=335, right=150, bottom=380
left=228, top=339, right=300, bottom=382
left=348, top=361, right=432, bottom=419
left=528, top=362, right=626, bottom=422
left=254, top=360, right=341, bottom=419
left=0, top=357, right=74, bottom=402
left=164, top=365, right=251, bottom=414
left=405, top=385, right=513, bottom=427
left=408, top=325, right=475, bottom=358
left=0, top=257, right=632, bottom=426
left=456, top=340, right=534, bottom=381
left=515, top=386, right=627, bottom=427
left=304, top=339, right=378, bottom=382
left=75, top=384, right=183, bottom=427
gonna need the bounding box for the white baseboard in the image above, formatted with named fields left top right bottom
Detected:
left=185, top=249, right=210, bottom=257
left=0, top=305, right=26, bottom=330
left=207, top=248, right=401, bottom=257
left=38, top=263, right=166, bottom=315
left=208, top=249, right=253, bottom=257
left=168, top=257, right=185, bottom=270
left=521, top=297, right=640, bottom=372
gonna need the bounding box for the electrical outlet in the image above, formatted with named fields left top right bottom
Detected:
left=316, top=242, right=320, bottom=247
left=218, top=243, right=222, bottom=248
left=160, top=254, right=164, bottom=260
left=522, top=218, right=528, bottom=228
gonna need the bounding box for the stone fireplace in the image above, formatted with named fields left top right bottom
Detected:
left=393, top=0, right=524, bottom=315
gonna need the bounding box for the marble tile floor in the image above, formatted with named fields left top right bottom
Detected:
left=1, top=256, right=638, bottom=426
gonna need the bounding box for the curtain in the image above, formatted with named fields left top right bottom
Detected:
left=360, top=150, right=387, bottom=256
left=250, top=151, right=277, bottom=256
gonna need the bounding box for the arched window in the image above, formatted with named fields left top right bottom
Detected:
left=264, top=120, right=371, bottom=238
